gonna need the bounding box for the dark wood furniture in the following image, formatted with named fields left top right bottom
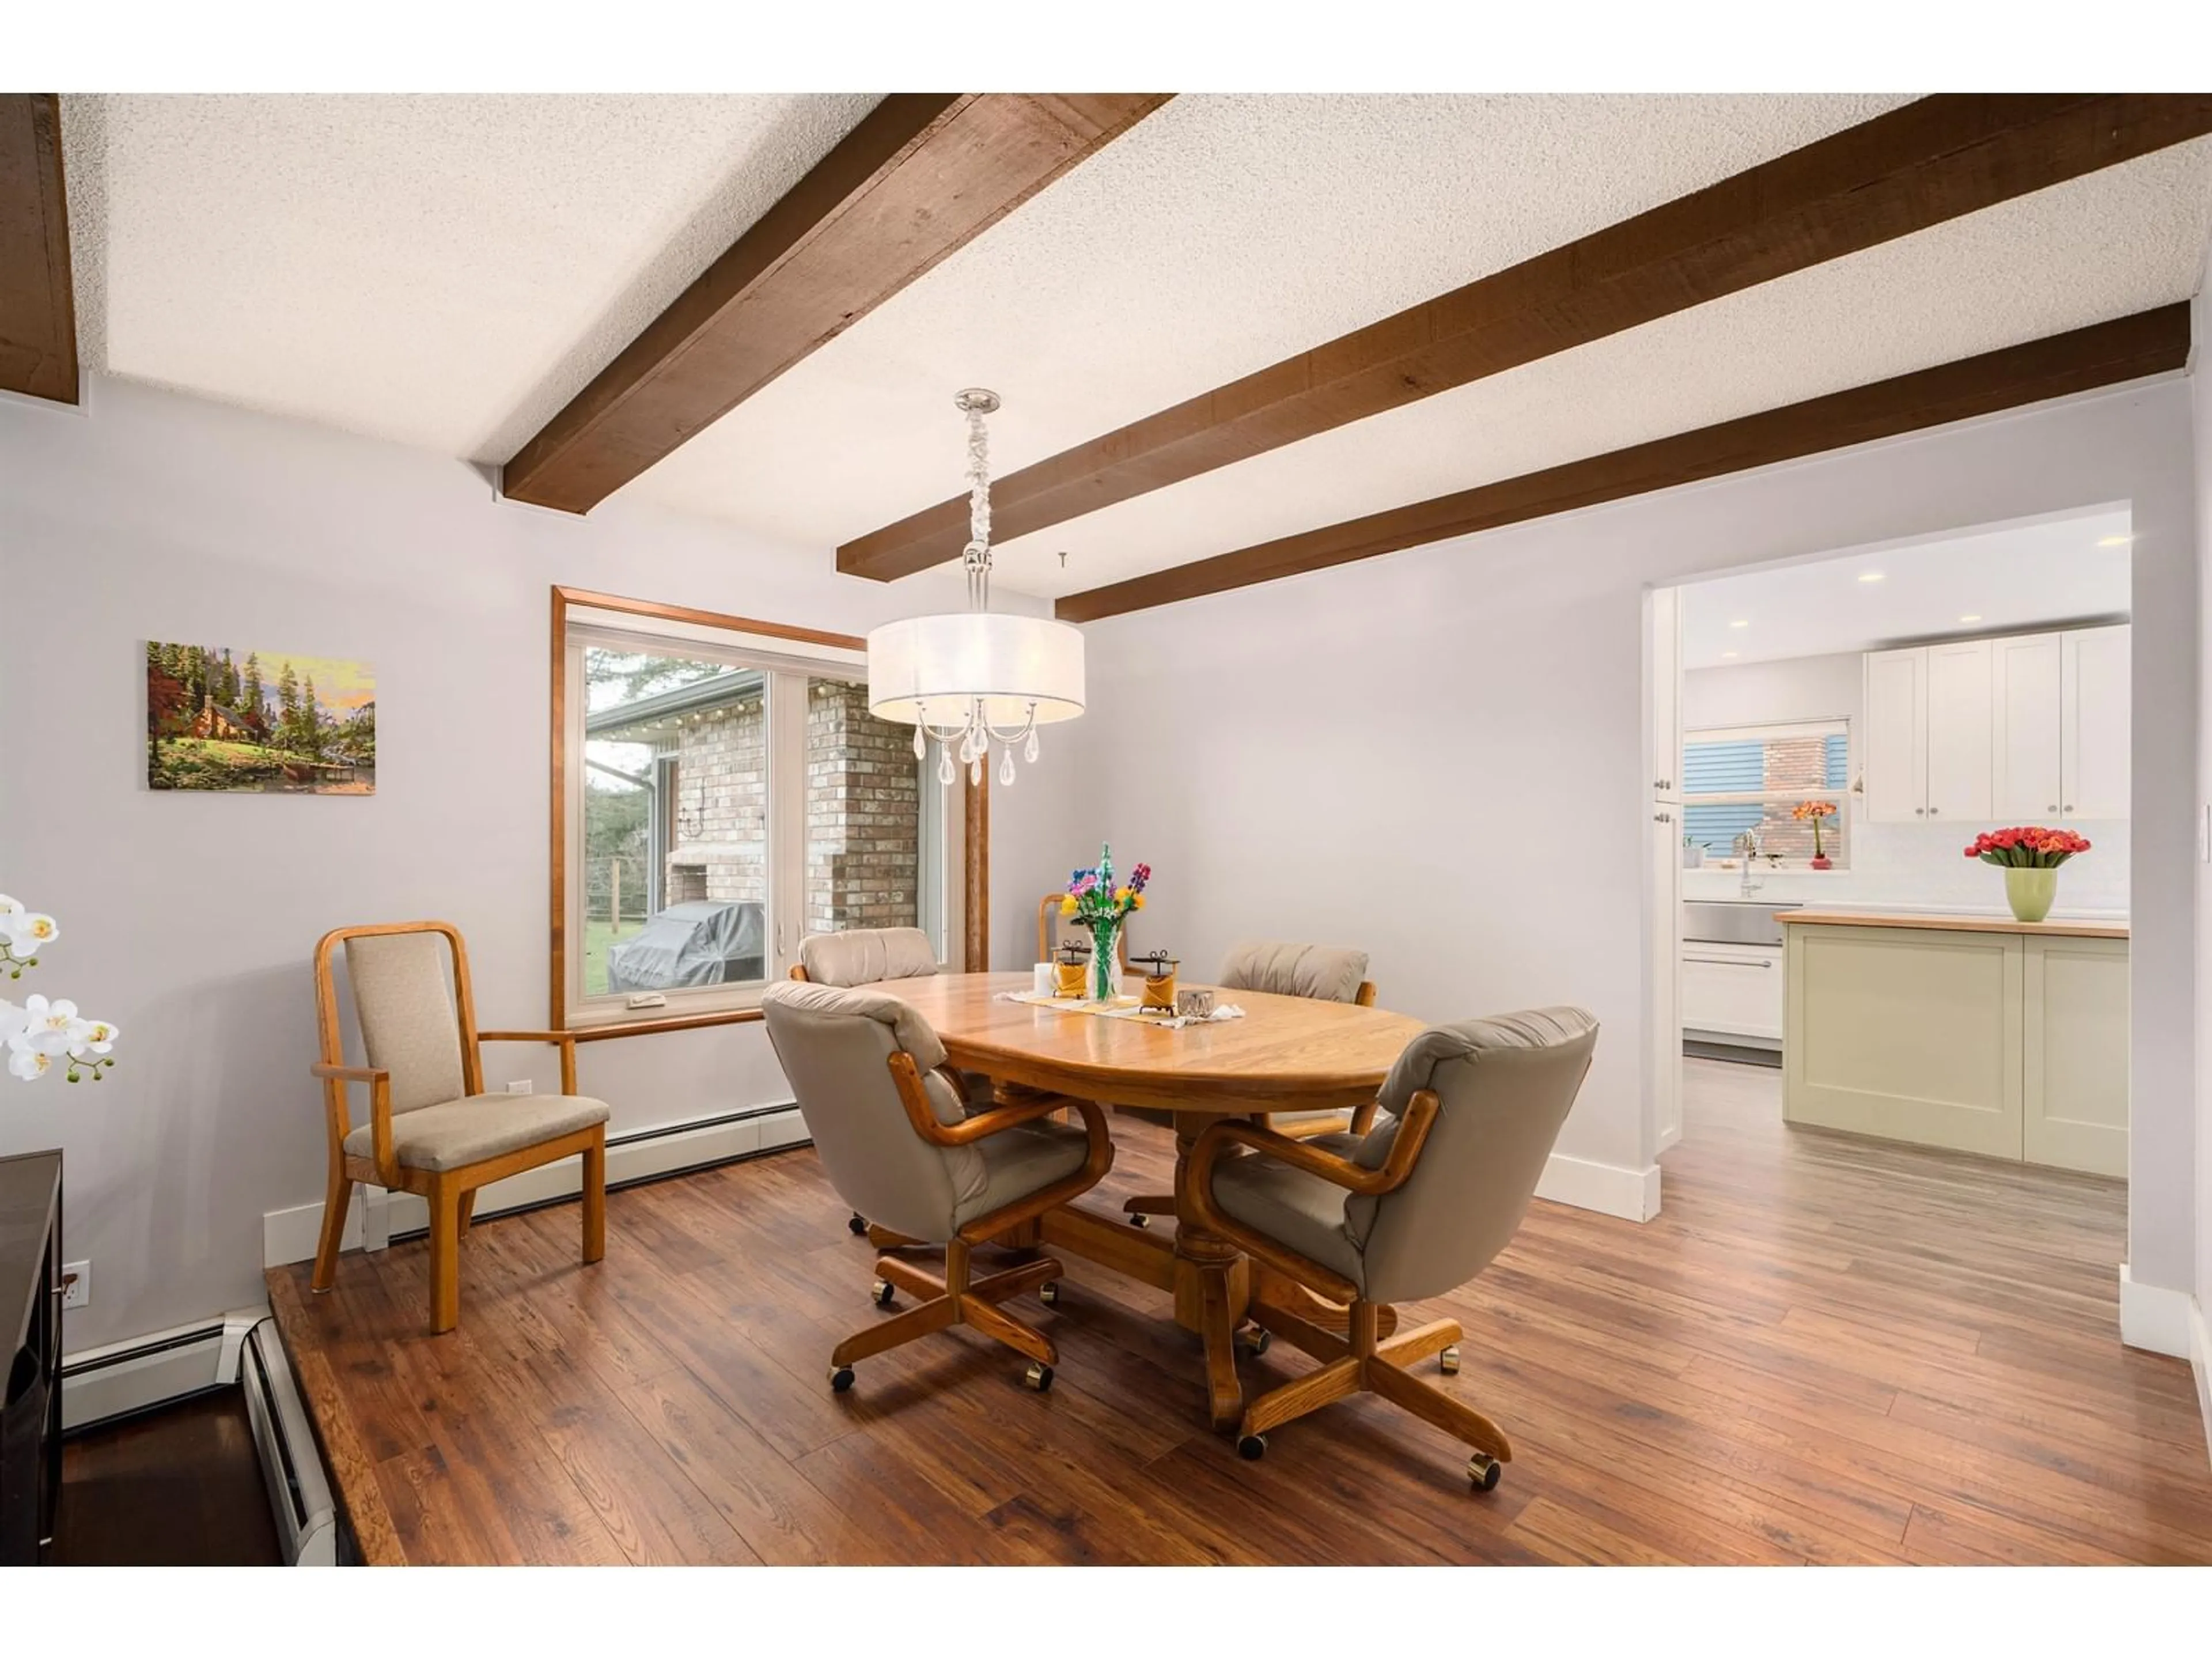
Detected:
left=1, top=1149, right=63, bottom=1565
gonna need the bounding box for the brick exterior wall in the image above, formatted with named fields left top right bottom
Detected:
left=666, top=691, right=768, bottom=903
left=659, top=680, right=920, bottom=932
left=804, top=680, right=921, bottom=934
left=1755, top=736, right=1844, bottom=862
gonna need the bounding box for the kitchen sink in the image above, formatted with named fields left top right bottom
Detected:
left=1681, top=900, right=1795, bottom=948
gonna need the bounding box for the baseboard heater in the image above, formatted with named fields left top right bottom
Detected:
left=238, top=1317, right=342, bottom=1565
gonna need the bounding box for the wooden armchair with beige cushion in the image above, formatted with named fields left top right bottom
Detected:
left=1122, top=940, right=1376, bottom=1226
left=762, top=980, right=1113, bottom=1393
left=1188, top=1006, right=1596, bottom=1488
left=310, top=922, right=609, bottom=1333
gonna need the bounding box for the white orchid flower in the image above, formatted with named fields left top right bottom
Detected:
left=7, top=1039, right=52, bottom=1081
left=0, top=999, right=25, bottom=1046
left=2, top=911, right=59, bottom=953
left=67, top=1015, right=119, bottom=1056
left=0, top=894, right=21, bottom=916
left=18, top=994, right=78, bottom=1054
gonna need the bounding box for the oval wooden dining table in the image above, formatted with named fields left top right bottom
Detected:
left=856, top=971, right=1425, bottom=1431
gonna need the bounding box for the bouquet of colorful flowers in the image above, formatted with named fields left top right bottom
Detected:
left=1964, top=827, right=2092, bottom=868
left=1, top=893, right=121, bottom=1084
left=1059, top=844, right=1148, bottom=1000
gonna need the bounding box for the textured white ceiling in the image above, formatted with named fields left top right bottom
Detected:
left=58, top=94, right=2212, bottom=610
left=627, top=93, right=1914, bottom=547
left=1680, top=510, right=2133, bottom=670
left=61, top=93, right=878, bottom=459
left=989, top=138, right=2212, bottom=597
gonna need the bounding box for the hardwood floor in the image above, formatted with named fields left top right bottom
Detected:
left=267, top=1059, right=2212, bottom=1565
left=53, top=1391, right=282, bottom=1566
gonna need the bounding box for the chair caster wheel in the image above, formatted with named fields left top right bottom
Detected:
left=872, top=1279, right=896, bottom=1307
left=1039, top=1281, right=1060, bottom=1306
left=1024, top=1362, right=1055, bottom=1392
left=1128, top=1213, right=1149, bottom=1228
left=1440, top=1344, right=1461, bottom=1375
left=1234, top=1325, right=1271, bottom=1357
left=1237, top=1434, right=1268, bottom=1461
left=1467, top=1452, right=1502, bottom=1491
left=830, top=1365, right=856, bottom=1393
left=848, top=1213, right=869, bottom=1236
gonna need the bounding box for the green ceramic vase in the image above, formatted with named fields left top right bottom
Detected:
left=2004, top=866, right=2058, bottom=924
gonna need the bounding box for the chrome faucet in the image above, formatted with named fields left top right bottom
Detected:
left=1736, top=829, right=1764, bottom=898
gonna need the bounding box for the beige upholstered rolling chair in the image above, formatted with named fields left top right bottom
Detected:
left=1122, top=940, right=1377, bottom=1228
left=310, top=922, right=609, bottom=1334
left=762, top=980, right=1114, bottom=1393
left=1187, top=1006, right=1596, bottom=1487
left=787, top=927, right=977, bottom=1239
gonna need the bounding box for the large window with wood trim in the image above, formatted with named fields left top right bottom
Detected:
left=556, top=593, right=957, bottom=1028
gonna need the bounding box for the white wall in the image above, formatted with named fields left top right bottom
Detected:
left=0, top=374, right=1014, bottom=1351
left=2194, top=268, right=2212, bottom=1327
left=1041, top=377, right=2199, bottom=1293
left=1681, top=650, right=2131, bottom=915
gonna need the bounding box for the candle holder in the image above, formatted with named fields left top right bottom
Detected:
left=1130, top=950, right=1180, bottom=1014
left=1053, top=940, right=1090, bottom=998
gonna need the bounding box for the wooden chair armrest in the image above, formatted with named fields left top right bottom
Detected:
left=310, top=1063, right=400, bottom=1186
left=888, top=1053, right=1086, bottom=1146
left=1191, top=1089, right=1438, bottom=1202
left=1349, top=1099, right=1381, bottom=1136
left=957, top=1096, right=1115, bottom=1244
left=477, top=1029, right=579, bottom=1093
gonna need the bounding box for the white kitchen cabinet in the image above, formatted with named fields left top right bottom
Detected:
left=1863, top=647, right=1928, bottom=824
left=1992, top=631, right=2064, bottom=819
left=1923, top=639, right=1993, bottom=822
left=1680, top=942, right=1783, bottom=1043
left=2061, top=624, right=2130, bottom=821
left=1867, top=624, right=2128, bottom=827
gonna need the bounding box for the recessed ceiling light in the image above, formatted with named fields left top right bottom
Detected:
left=1728, top=619, right=1750, bottom=628
left=2096, top=535, right=2132, bottom=547
left=1857, top=572, right=1886, bottom=583
left=1959, top=613, right=1983, bottom=623
left=1721, top=651, right=1740, bottom=660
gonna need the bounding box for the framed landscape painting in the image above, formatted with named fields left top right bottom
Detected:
left=146, top=641, right=376, bottom=794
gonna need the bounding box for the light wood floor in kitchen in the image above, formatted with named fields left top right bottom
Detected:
left=268, top=1058, right=2212, bottom=1565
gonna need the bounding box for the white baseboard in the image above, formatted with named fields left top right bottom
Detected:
left=2190, top=1298, right=2211, bottom=1475
left=1536, top=1152, right=1663, bottom=1222
left=2116, top=1263, right=2194, bottom=1358
left=263, top=1104, right=808, bottom=1268
left=61, top=1305, right=268, bottom=1431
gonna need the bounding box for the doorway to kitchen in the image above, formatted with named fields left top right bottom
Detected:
left=1647, top=506, right=2133, bottom=1184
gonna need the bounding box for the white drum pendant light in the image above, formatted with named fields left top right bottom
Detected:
left=866, top=389, right=1086, bottom=788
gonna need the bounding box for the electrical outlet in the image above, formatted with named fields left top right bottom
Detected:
left=506, top=1079, right=533, bottom=1095
left=61, top=1260, right=89, bottom=1309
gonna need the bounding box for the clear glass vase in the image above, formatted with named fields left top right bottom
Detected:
left=1089, top=915, right=1119, bottom=1002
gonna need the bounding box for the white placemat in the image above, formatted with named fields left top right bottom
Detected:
left=994, top=990, right=1245, bottom=1030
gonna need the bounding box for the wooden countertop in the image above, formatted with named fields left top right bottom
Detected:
left=1776, top=908, right=2128, bottom=940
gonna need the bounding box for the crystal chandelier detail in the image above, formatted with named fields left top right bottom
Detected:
left=866, top=389, right=1086, bottom=789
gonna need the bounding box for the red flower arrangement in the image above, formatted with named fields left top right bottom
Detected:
left=1964, top=827, right=2092, bottom=869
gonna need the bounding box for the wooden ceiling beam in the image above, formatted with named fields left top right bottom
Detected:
left=0, top=94, right=78, bottom=404
left=1053, top=304, right=2190, bottom=623
left=500, top=93, right=1171, bottom=515
left=843, top=93, right=2212, bottom=584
